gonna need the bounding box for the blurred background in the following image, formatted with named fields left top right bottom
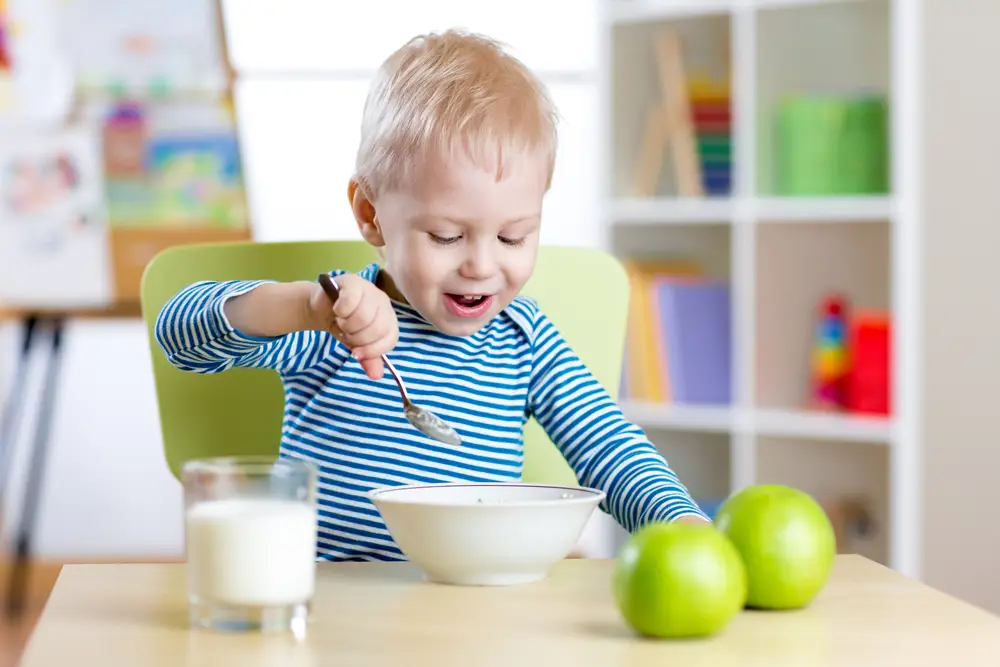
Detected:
left=0, top=0, right=995, bottom=642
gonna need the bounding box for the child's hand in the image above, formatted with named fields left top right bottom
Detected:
left=308, top=273, right=398, bottom=380
left=674, top=514, right=712, bottom=525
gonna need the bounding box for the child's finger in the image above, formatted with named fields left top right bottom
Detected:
left=360, top=356, right=384, bottom=381
left=342, top=317, right=391, bottom=350
left=331, top=282, right=362, bottom=319
left=337, top=298, right=379, bottom=336
left=352, top=330, right=397, bottom=365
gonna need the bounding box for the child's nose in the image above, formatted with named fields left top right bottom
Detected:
left=459, top=243, right=498, bottom=280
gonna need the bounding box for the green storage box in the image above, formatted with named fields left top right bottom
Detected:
left=776, top=94, right=889, bottom=195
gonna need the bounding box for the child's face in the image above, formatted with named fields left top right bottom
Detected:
left=364, top=150, right=548, bottom=336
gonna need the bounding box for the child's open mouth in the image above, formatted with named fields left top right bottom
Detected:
left=444, top=293, right=494, bottom=318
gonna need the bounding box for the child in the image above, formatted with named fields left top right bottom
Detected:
left=154, top=29, right=709, bottom=562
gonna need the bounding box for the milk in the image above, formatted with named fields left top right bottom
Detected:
left=185, top=498, right=317, bottom=607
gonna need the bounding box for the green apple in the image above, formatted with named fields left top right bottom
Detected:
left=613, top=522, right=747, bottom=638
left=715, top=484, right=836, bottom=610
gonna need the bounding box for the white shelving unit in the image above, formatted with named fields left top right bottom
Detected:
left=599, top=0, right=919, bottom=577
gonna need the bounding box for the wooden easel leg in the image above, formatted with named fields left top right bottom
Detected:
left=0, top=317, right=39, bottom=528
left=3, top=318, right=64, bottom=619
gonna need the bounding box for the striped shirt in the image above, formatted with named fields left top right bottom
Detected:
left=155, top=262, right=707, bottom=561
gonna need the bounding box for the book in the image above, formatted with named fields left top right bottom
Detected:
left=622, top=259, right=700, bottom=402
left=620, top=260, right=732, bottom=406
left=653, top=278, right=732, bottom=405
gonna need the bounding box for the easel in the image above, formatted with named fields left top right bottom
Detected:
left=0, top=0, right=249, bottom=617
left=0, top=310, right=87, bottom=618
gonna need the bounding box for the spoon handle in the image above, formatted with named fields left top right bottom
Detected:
left=317, top=273, right=340, bottom=303
left=381, top=354, right=411, bottom=405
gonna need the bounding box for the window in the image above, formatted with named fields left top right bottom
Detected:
left=222, top=0, right=601, bottom=247
left=223, top=0, right=597, bottom=73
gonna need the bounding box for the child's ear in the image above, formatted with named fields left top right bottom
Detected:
left=348, top=179, right=385, bottom=248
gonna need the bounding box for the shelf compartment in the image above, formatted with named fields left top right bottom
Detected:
left=621, top=402, right=893, bottom=444
left=610, top=196, right=734, bottom=225
left=755, top=221, right=890, bottom=412
left=756, top=435, right=889, bottom=565
left=609, top=194, right=894, bottom=225
left=754, top=0, right=869, bottom=10
left=612, top=223, right=732, bottom=282
left=646, top=429, right=732, bottom=510
left=608, top=0, right=865, bottom=24
left=615, top=224, right=734, bottom=406
left=608, top=1, right=733, bottom=25
left=754, top=195, right=893, bottom=223
left=754, top=408, right=893, bottom=443
left=621, top=400, right=734, bottom=432
left=755, top=0, right=891, bottom=196
left=611, top=13, right=733, bottom=198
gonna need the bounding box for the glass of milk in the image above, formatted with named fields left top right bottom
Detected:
left=182, top=455, right=317, bottom=634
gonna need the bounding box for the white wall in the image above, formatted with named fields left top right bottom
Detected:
left=226, top=0, right=602, bottom=247
left=236, top=80, right=601, bottom=247
left=920, top=0, right=1000, bottom=613
left=0, top=320, right=183, bottom=559
left=0, top=1, right=615, bottom=560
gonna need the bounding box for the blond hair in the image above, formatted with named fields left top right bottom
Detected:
left=353, top=29, right=559, bottom=198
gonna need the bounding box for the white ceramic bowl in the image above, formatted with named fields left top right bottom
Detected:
left=369, top=482, right=606, bottom=586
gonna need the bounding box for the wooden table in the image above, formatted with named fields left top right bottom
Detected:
left=19, top=555, right=1000, bottom=666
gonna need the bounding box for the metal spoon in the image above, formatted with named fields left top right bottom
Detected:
left=317, top=274, right=462, bottom=446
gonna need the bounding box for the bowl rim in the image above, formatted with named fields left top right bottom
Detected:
left=367, top=482, right=606, bottom=508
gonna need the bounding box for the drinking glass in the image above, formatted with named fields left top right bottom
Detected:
left=182, top=455, right=317, bottom=634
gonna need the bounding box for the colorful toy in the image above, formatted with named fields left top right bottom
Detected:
left=689, top=76, right=732, bottom=196
left=629, top=28, right=704, bottom=198
left=811, top=294, right=850, bottom=410
left=777, top=94, right=889, bottom=196
left=846, top=311, right=891, bottom=415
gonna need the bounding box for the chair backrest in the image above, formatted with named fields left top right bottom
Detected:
left=140, top=240, right=629, bottom=485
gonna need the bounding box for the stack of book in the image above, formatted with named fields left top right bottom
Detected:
left=620, top=260, right=732, bottom=406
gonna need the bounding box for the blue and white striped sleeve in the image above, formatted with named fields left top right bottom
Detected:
left=526, top=309, right=709, bottom=531
left=153, top=279, right=336, bottom=375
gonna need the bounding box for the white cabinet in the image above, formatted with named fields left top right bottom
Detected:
left=600, top=0, right=920, bottom=576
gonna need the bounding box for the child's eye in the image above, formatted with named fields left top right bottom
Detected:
left=499, top=235, right=526, bottom=247
left=430, top=233, right=460, bottom=245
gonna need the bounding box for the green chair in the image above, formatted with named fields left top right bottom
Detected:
left=139, top=240, right=629, bottom=485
